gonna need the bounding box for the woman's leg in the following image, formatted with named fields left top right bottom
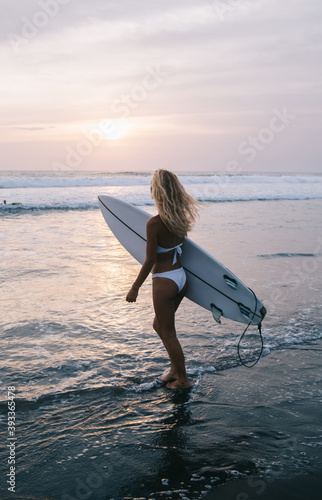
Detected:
left=152, top=316, right=175, bottom=381
left=152, top=278, right=190, bottom=389
left=153, top=280, right=188, bottom=382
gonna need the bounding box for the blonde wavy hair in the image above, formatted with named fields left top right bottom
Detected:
left=151, top=169, right=199, bottom=238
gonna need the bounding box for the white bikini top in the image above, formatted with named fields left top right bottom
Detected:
left=157, top=242, right=183, bottom=265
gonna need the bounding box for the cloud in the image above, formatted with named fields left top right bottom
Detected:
left=0, top=0, right=321, bottom=171
left=9, top=125, right=56, bottom=130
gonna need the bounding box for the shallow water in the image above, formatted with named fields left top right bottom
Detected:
left=1, top=172, right=322, bottom=499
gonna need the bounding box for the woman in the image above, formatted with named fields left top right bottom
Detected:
left=126, top=169, right=199, bottom=389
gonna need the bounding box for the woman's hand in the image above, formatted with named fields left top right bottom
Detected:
left=125, top=219, right=157, bottom=304
left=126, top=286, right=139, bottom=303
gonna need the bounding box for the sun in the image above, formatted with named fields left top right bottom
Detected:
left=87, top=119, right=130, bottom=142
left=101, top=119, right=130, bottom=141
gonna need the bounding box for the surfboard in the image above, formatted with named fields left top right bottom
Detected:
left=98, top=195, right=266, bottom=326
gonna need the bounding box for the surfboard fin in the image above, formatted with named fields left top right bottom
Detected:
left=211, top=303, right=223, bottom=324
left=239, top=303, right=252, bottom=320
left=224, top=274, right=237, bottom=290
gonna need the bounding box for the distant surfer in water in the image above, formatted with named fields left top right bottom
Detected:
left=2, top=200, right=22, bottom=205
left=126, top=169, right=199, bottom=389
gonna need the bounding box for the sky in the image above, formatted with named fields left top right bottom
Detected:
left=0, top=0, right=321, bottom=173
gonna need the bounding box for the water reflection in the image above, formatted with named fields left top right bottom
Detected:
left=116, top=390, right=196, bottom=498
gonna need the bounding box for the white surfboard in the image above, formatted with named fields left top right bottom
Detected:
left=98, top=195, right=266, bottom=326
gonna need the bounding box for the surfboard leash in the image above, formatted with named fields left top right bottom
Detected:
left=237, top=289, right=264, bottom=368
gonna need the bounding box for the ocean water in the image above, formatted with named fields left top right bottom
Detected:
left=1, top=171, right=322, bottom=499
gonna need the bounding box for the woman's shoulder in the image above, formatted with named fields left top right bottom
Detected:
left=147, top=215, right=162, bottom=227
left=147, top=215, right=166, bottom=236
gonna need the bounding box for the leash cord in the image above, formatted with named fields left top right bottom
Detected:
left=237, top=289, right=264, bottom=368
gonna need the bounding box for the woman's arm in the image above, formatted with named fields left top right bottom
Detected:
left=126, top=217, right=158, bottom=303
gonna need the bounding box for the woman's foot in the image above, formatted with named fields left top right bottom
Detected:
left=166, top=378, right=191, bottom=389
left=161, top=370, right=178, bottom=383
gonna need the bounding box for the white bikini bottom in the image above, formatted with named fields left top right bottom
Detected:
left=152, top=267, right=187, bottom=293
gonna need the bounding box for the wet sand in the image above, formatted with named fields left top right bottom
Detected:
left=205, top=468, right=322, bottom=500
left=204, top=340, right=322, bottom=500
